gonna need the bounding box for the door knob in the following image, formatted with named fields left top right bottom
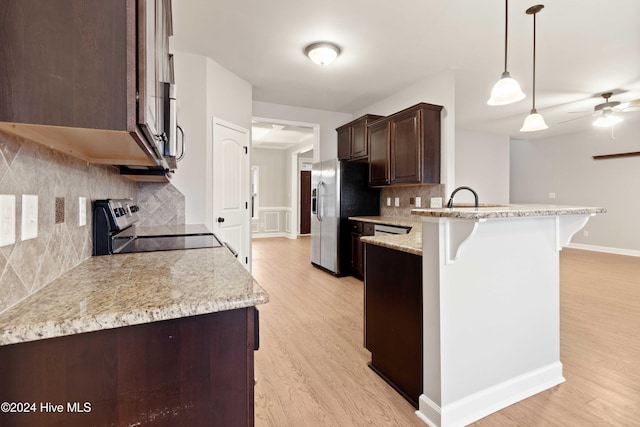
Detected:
left=217, top=217, right=225, bottom=223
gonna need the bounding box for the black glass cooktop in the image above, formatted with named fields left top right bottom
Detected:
left=114, top=233, right=224, bottom=254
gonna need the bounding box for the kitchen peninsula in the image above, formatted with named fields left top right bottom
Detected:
left=411, top=204, right=605, bottom=427
left=0, top=245, right=268, bottom=426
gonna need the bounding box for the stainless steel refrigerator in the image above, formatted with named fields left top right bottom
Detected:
left=311, top=159, right=380, bottom=275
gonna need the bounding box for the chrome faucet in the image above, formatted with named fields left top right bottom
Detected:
left=447, top=186, right=479, bottom=208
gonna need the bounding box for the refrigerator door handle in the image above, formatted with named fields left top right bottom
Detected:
left=316, top=181, right=323, bottom=222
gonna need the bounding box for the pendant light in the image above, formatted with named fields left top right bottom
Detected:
left=520, top=4, right=548, bottom=132
left=487, top=0, right=525, bottom=106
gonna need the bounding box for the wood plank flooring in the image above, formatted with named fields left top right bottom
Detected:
left=252, top=238, right=640, bottom=426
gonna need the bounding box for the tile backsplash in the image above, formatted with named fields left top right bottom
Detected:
left=380, top=184, right=445, bottom=217
left=0, top=130, right=189, bottom=314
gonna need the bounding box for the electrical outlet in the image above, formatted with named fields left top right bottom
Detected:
left=386, top=197, right=391, bottom=206
left=79, top=197, right=87, bottom=226
left=21, top=194, right=38, bottom=241
left=415, top=197, right=422, bottom=208
left=548, top=192, right=556, bottom=199
left=394, top=197, right=400, bottom=207
left=430, top=197, right=443, bottom=208
left=0, top=195, right=16, bottom=247
left=409, top=197, right=415, bottom=205
left=583, top=230, right=589, bottom=237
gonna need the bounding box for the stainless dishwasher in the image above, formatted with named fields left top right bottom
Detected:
left=373, top=224, right=411, bottom=236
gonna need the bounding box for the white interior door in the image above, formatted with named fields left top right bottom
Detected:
left=213, top=118, right=251, bottom=271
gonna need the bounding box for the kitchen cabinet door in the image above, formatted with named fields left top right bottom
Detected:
left=366, top=103, right=441, bottom=186
left=336, top=114, right=383, bottom=161
left=390, top=109, right=422, bottom=183
left=337, top=126, right=352, bottom=160
left=368, top=120, right=391, bottom=186
left=350, top=118, right=368, bottom=158
left=365, top=243, right=422, bottom=407
left=0, top=0, right=173, bottom=171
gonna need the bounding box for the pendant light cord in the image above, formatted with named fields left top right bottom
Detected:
left=503, top=0, right=508, bottom=73
left=532, top=11, right=537, bottom=109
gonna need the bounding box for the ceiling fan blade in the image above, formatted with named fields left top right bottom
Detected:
left=558, top=115, right=590, bottom=124
left=619, top=99, right=640, bottom=112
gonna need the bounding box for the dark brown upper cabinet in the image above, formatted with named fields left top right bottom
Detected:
left=367, top=103, right=442, bottom=186
left=0, top=0, right=172, bottom=170
left=337, top=114, right=383, bottom=161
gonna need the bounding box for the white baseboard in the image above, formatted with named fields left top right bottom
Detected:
left=416, top=362, right=565, bottom=427
left=567, top=243, right=640, bottom=257
left=251, top=232, right=289, bottom=239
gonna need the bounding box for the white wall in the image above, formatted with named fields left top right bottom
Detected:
left=172, top=52, right=252, bottom=229
left=252, top=148, right=288, bottom=207
left=510, top=121, right=640, bottom=253
left=252, top=101, right=353, bottom=163
left=353, top=70, right=456, bottom=194
left=455, top=129, right=510, bottom=205
left=172, top=52, right=208, bottom=225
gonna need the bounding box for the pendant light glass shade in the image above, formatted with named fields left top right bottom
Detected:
left=520, top=109, right=548, bottom=132
left=520, top=5, right=546, bottom=133
left=488, top=72, right=526, bottom=105
left=487, top=0, right=525, bottom=106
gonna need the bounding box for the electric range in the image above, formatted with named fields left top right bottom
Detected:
left=92, top=199, right=223, bottom=255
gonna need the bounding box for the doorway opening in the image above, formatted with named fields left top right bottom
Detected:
left=250, top=117, right=318, bottom=239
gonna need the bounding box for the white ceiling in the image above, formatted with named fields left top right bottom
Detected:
left=251, top=121, right=314, bottom=150
left=170, top=0, right=640, bottom=140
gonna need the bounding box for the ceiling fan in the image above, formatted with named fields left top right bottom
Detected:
left=560, top=92, right=640, bottom=128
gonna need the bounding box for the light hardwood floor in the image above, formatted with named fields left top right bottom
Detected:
left=252, top=237, right=640, bottom=426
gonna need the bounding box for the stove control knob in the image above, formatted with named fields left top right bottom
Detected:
left=217, top=217, right=225, bottom=223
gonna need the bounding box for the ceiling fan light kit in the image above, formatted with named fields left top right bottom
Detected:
left=520, top=4, right=547, bottom=132
left=593, top=111, right=623, bottom=128
left=304, top=42, right=341, bottom=66
left=488, top=0, right=526, bottom=106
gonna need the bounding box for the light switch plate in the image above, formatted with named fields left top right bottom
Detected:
left=386, top=197, right=391, bottom=206
left=0, top=195, right=16, bottom=247
left=79, top=197, right=87, bottom=226
left=430, top=197, right=443, bottom=208
left=394, top=197, right=400, bottom=207
left=21, top=194, right=38, bottom=241
left=415, top=197, right=422, bottom=208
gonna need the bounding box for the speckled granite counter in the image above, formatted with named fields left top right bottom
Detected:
left=0, top=246, right=268, bottom=346
left=411, top=204, right=606, bottom=219
left=349, top=216, right=423, bottom=256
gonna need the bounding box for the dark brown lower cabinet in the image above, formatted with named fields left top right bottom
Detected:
left=350, top=220, right=375, bottom=278
left=364, top=243, right=422, bottom=408
left=0, top=307, right=257, bottom=427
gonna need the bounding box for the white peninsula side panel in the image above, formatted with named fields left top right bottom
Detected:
left=412, top=205, right=604, bottom=427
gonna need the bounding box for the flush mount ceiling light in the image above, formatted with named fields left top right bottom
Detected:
left=304, top=42, right=341, bottom=66
left=487, top=0, right=525, bottom=106
left=520, top=4, right=548, bottom=132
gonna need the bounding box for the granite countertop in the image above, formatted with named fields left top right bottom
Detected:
left=349, top=216, right=423, bottom=256
left=0, top=246, right=269, bottom=346
left=411, top=204, right=606, bottom=219
left=350, top=204, right=607, bottom=255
